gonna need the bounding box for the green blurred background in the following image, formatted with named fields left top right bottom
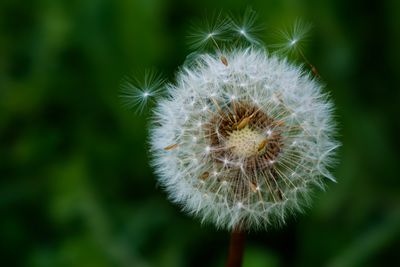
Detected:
left=1, top=0, right=399, bottom=266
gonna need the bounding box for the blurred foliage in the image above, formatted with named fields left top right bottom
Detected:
left=1, top=0, right=399, bottom=266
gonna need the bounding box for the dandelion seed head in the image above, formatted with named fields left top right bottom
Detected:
left=120, top=12, right=342, bottom=231
left=149, top=47, right=339, bottom=230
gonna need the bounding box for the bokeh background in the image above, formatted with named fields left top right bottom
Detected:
left=1, top=0, right=399, bottom=266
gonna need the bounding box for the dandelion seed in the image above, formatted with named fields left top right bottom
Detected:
left=187, top=12, right=230, bottom=50
left=229, top=8, right=263, bottom=45
left=199, top=171, right=210, bottom=180
left=220, top=55, right=229, bottom=66
left=270, top=19, right=312, bottom=55
left=237, top=116, right=251, bottom=130
left=257, top=139, right=268, bottom=152
left=120, top=69, right=164, bottom=114
left=163, top=143, right=178, bottom=151
left=249, top=181, right=258, bottom=193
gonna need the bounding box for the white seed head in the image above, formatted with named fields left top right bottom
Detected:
left=121, top=14, right=341, bottom=231
left=149, top=46, right=339, bottom=231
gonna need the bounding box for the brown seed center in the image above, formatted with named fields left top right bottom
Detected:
left=206, top=101, right=283, bottom=170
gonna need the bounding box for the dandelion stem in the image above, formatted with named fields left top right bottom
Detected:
left=298, top=49, right=320, bottom=78
left=225, top=227, right=246, bottom=267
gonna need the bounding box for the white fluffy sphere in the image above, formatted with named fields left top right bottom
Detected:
left=150, top=48, right=338, bottom=230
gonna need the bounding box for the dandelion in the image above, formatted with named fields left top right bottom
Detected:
left=125, top=12, right=339, bottom=267
left=151, top=47, right=338, bottom=231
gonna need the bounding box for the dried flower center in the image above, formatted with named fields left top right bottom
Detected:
left=225, top=126, right=266, bottom=158
left=206, top=101, right=284, bottom=171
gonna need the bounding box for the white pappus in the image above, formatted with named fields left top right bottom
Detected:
left=129, top=13, right=339, bottom=231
